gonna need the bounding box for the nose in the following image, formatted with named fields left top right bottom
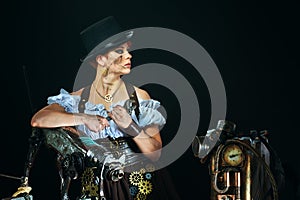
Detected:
left=123, top=50, right=132, bottom=59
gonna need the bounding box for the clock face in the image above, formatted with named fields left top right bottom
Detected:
left=223, top=144, right=244, bottom=166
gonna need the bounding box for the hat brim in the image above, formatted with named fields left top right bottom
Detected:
left=81, top=30, right=133, bottom=62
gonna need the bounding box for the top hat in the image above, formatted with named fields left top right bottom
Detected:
left=80, top=16, right=133, bottom=62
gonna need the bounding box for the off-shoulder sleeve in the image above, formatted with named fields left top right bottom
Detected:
left=136, top=99, right=166, bottom=127
left=84, top=102, right=109, bottom=118
left=47, top=88, right=80, bottom=113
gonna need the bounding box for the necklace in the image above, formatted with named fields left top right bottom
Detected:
left=92, top=80, right=123, bottom=103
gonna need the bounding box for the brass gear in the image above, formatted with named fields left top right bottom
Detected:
left=82, top=183, right=99, bottom=198
left=129, top=171, right=144, bottom=186
left=81, top=167, right=95, bottom=185
left=139, top=167, right=146, bottom=174
left=138, top=180, right=153, bottom=195
left=89, top=183, right=99, bottom=197
left=145, top=163, right=155, bottom=172
left=82, top=184, right=90, bottom=193
left=134, top=192, right=147, bottom=200
left=81, top=167, right=98, bottom=197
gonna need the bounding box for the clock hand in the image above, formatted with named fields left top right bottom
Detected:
left=229, top=153, right=241, bottom=158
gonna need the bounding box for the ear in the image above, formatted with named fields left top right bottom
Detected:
left=96, top=55, right=107, bottom=66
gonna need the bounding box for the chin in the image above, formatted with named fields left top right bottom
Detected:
left=122, top=68, right=131, bottom=74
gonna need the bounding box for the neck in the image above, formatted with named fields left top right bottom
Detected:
left=94, top=66, right=117, bottom=85
left=92, top=78, right=123, bottom=103
left=93, top=69, right=122, bottom=97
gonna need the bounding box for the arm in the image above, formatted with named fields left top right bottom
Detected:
left=31, top=102, right=109, bottom=132
left=31, top=103, right=85, bottom=127
left=132, top=125, right=162, bottom=161
left=110, top=87, right=163, bottom=161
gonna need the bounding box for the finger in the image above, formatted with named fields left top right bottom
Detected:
left=112, top=106, right=128, bottom=116
left=113, top=105, right=125, bottom=110
left=107, top=112, right=112, bottom=119
left=96, top=116, right=102, bottom=122
left=111, top=110, right=122, bottom=120
left=96, top=115, right=109, bottom=124
left=102, top=119, right=110, bottom=126
left=112, top=106, right=123, bottom=113
left=108, top=112, right=115, bottom=121
left=113, top=105, right=122, bottom=109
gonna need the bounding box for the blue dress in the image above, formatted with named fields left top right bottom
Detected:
left=47, top=88, right=181, bottom=200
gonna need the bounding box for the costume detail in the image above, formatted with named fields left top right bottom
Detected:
left=47, top=88, right=165, bottom=140
left=128, top=166, right=155, bottom=198
left=44, top=84, right=178, bottom=200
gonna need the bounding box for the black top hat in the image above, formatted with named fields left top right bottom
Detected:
left=80, top=16, right=133, bottom=62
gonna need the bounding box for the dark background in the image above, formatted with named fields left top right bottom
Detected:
left=1, top=0, right=299, bottom=199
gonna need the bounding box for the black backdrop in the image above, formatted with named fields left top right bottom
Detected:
left=1, top=0, right=299, bottom=199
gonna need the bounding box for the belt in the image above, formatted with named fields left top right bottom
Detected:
left=90, top=137, right=150, bottom=169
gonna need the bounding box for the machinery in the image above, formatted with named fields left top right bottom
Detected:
left=2, top=119, right=284, bottom=200
left=1, top=127, right=126, bottom=200
left=1, top=98, right=137, bottom=200
left=192, top=120, right=283, bottom=200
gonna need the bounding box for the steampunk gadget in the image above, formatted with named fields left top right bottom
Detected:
left=1, top=98, right=138, bottom=200
left=192, top=120, right=283, bottom=200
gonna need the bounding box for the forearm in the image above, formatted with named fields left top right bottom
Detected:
left=131, top=126, right=163, bottom=161
left=133, top=133, right=162, bottom=161
left=31, top=110, right=85, bottom=128
left=133, top=132, right=162, bottom=151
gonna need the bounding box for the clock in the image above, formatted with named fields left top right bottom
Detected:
left=223, top=144, right=244, bottom=166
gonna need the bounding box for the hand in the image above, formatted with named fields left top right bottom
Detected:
left=83, top=114, right=110, bottom=132
left=109, top=105, right=132, bottom=129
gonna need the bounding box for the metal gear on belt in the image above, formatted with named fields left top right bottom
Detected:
left=138, top=180, right=153, bottom=195
left=129, top=171, right=143, bottom=186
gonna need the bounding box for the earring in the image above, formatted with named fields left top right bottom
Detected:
left=102, top=67, right=109, bottom=77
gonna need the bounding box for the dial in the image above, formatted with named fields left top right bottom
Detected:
left=223, top=144, right=244, bottom=166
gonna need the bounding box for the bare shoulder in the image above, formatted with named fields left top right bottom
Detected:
left=134, top=86, right=151, bottom=100
left=70, top=88, right=85, bottom=96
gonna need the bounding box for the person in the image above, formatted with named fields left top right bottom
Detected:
left=30, top=16, right=181, bottom=200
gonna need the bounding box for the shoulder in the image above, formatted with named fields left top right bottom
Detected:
left=70, top=87, right=85, bottom=96
left=134, top=86, right=151, bottom=100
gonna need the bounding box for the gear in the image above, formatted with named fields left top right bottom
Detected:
left=129, top=186, right=138, bottom=196
left=88, top=183, right=99, bottom=197
left=139, top=167, right=146, bottom=174
left=145, top=163, right=155, bottom=172
left=82, top=183, right=99, bottom=197
left=145, top=173, right=152, bottom=180
left=138, top=180, right=153, bottom=195
left=81, top=167, right=95, bottom=185
left=129, top=171, right=144, bottom=186
left=135, top=193, right=147, bottom=200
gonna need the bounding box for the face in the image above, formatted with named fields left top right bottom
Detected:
left=100, top=42, right=132, bottom=75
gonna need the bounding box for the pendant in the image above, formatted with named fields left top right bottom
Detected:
left=104, top=94, right=113, bottom=102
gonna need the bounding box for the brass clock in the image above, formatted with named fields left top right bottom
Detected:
left=223, top=144, right=244, bottom=166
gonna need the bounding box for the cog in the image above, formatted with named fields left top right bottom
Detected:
left=139, top=167, right=146, bottom=174
left=129, top=171, right=144, bottom=186
left=82, top=184, right=90, bottom=193
left=135, top=193, right=147, bottom=200
left=81, top=168, right=95, bottom=185
left=138, top=180, right=153, bottom=195
left=129, top=186, right=138, bottom=196
left=145, top=173, right=152, bottom=180
left=89, top=183, right=99, bottom=197
left=145, top=163, right=155, bottom=172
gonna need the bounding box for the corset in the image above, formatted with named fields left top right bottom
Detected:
left=89, top=137, right=152, bottom=172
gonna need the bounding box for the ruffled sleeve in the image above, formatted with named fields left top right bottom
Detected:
left=84, top=102, right=109, bottom=118
left=47, top=88, right=80, bottom=113
left=135, top=99, right=166, bottom=127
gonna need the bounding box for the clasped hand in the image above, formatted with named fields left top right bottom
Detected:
left=84, top=105, right=132, bottom=132
left=109, top=105, right=132, bottom=129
